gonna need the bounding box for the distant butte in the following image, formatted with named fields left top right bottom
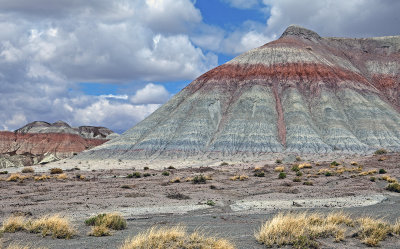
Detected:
left=78, top=25, right=400, bottom=160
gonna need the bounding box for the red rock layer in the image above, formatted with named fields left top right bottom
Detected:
left=0, top=131, right=108, bottom=156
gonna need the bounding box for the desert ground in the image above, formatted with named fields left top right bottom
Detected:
left=1, top=152, right=400, bottom=248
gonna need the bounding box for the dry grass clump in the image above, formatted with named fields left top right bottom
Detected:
left=89, top=224, right=111, bottom=237
left=85, top=213, right=126, bottom=230
left=119, top=226, right=235, bottom=249
left=386, top=182, right=400, bottom=193
left=34, top=175, right=51, bottom=181
left=25, top=215, right=75, bottom=239
left=298, top=163, right=312, bottom=169
left=356, top=217, right=391, bottom=246
left=1, top=215, right=26, bottom=233
left=230, top=175, right=248, bottom=181
left=350, top=161, right=358, bottom=166
left=6, top=174, right=29, bottom=182
left=381, top=175, right=397, bottom=183
left=56, top=173, right=68, bottom=180
left=170, top=177, right=181, bottom=183
left=21, top=167, right=34, bottom=173
left=274, top=166, right=285, bottom=172
left=256, top=212, right=398, bottom=247
left=49, top=168, right=63, bottom=174
left=359, top=169, right=378, bottom=176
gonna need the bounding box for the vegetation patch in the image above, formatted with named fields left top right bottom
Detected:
left=89, top=224, right=111, bottom=237
left=21, top=167, right=34, bottom=173
left=278, top=172, right=287, bottom=179
left=375, top=148, right=387, bottom=155
left=85, top=213, right=126, bottom=231
left=26, top=214, right=75, bottom=239
left=255, top=212, right=398, bottom=247
left=50, top=168, right=63, bottom=174
left=274, top=166, right=285, bottom=172
left=254, top=170, right=265, bottom=177
left=127, top=172, right=141, bottom=178
left=119, top=226, right=235, bottom=249
left=386, top=182, right=400, bottom=193
left=1, top=215, right=26, bottom=233
left=192, top=175, right=207, bottom=184
left=166, top=192, right=190, bottom=200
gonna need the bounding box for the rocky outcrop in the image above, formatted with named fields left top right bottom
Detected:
left=0, top=121, right=118, bottom=167
left=78, top=25, right=400, bottom=160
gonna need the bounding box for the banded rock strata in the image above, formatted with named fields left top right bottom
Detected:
left=80, top=25, right=400, bottom=159
left=0, top=121, right=118, bottom=167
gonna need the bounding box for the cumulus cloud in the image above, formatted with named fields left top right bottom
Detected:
left=222, top=0, right=262, bottom=9
left=263, top=0, right=400, bottom=38
left=131, top=83, right=170, bottom=104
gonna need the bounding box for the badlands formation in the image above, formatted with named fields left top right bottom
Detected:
left=79, top=25, right=400, bottom=161
left=0, top=121, right=118, bottom=167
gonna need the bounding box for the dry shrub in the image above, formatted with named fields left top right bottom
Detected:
left=26, top=214, right=75, bottom=239
left=85, top=213, right=126, bottom=230
left=299, top=163, right=312, bottom=169
left=1, top=215, right=26, bottom=233
left=229, top=175, right=239, bottom=181
left=119, top=226, right=235, bottom=249
left=89, top=224, right=111, bottom=237
left=239, top=175, right=249, bottom=181
left=50, top=168, right=63, bottom=174
left=356, top=217, right=391, bottom=246
left=274, top=166, right=285, bottom=172
left=381, top=175, right=397, bottom=183
left=185, top=177, right=193, bottom=182
left=253, top=166, right=262, bottom=171
left=34, top=175, right=51, bottom=181
left=359, top=169, right=378, bottom=176
left=350, top=161, right=358, bottom=166
left=256, top=212, right=397, bottom=247
left=56, top=173, right=68, bottom=180
left=170, top=177, right=181, bottom=183
left=21, top=167, right=34, bottom=173
left=6, top=174, right=29, bottom=182
left=255, top=212, right=348, bottom=247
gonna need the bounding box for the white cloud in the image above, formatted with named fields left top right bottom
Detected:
left=263, top=0, right=400, bottom=38
left=131, top=83, right=170, bottom=104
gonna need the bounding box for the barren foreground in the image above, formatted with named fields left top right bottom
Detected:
left=1, top=153, right=400, bottom=248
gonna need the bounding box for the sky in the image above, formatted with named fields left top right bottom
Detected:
left=0, top=0, right=399, bottom=133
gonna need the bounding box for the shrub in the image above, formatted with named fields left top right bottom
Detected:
left=254, top=170, right=265, bottom=177
left=206, top=200, right=216, bottom=206
left=0, top=170, right=8, bottom=174
left=298, top=163, right=312, bottom=169
left=170, top=177, right=181, bottom=183
left=143, top=166, right=149, bottom=170
left=26, top=214, right=75, bottom=239
left=291, top=165, right=300, bottom=172
left=275, top=159, right=282, bottom=164
left=34, top=175, right=51, bottom=181
left=274, top=166, right=285, bottom=172
left=330, top=161, right=340, bottom=166
left=278, top=172, right=286, bottom=179
left=230, top=175, right=239, bottom=181
left=220, top=162, right=229, bottom=166
left=143, top=173, right=151, bottom=177
left=121, top=185, right=132, bottom=189
left=1, top=215, right=26, bottom=233
left=303, top=181, right=313, bottom=186
left=379, top=169, right=387, bottom=174
left=76, top=174, right=85, bottom=180
left=161, top=171, right=170, bottom=176
left=21, top=167, right=34, bottom=173
left=6, top=174, right=28, bottom=182
left=166, top=192, right=190, bottom=200
left=192, top=175, right=207, bottom=184
left=356, top=217, right=391, bottom=246
left=296, top=171, right=303, bottom=177
left=350, top=161, right=358, bottom=166
left=295, top=156, right=301, bottom=161
left=386, top=183, right=400, bottom=193
left=127, top=172, right=141, bottom=178
left=56, top=173, right=68, bottom=180
left=293, top=177, right=301, bottom=182
left=370, top=177, right=376, bottom=182
left=50, top=168, right=63, bottom=174
left=239, top=175, right=249, bottom=181
left=375, top=149, right=387, bottom=155
left=85, top=213, right=126, bottom=230
left=89, top=224, right=111, bottom=237
left=325, top=171, right=332, bottom=177
left=119, top=226, right=235, bottom=249
left=167, top=166, right=176, bottom=170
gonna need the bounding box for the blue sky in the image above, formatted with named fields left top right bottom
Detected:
left=0, top=0, right=398, bottom=133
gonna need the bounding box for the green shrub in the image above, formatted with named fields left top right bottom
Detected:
left=295, top=156, right=302, bottom=162
left=293, top=177, right=301, bottom=182
left=162, top=171, right=170, bottom=176
left=127, top=172, right=141, bottom=178
left=143, top=166, right=149, bottom=170
left=278, top=172, right=286, bottom=179
left=220, top=162, right=229, bottom=166
left=303, top=181, right=313, bottom=186
left=254, top=170, right=265, bottom=177
left=375, top=149, right=387, bottom=155
left=330, top=161, right=340, bottom=166
left=370, top=177, right=376, bottom=182
left=192, top=175, right=207, bottom=184
left=206, top=200, right=216, bottom=206
left=296, top=171, right=303, bottom=177
left=275, top=159, right=282, bottom=164
left=379, top=169, right=387, bottom=174
left=291, top=165, right=300, bottom=172
left=0, top=171, right=8, bottom=174
left=143, top=173, right=151, bottom=177
left=325, top=172, right=332, bottom=177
